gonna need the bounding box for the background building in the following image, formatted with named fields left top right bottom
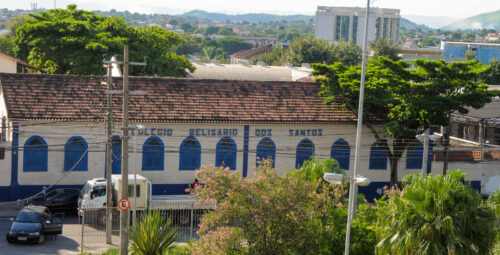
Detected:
left=441, top=41, right=500, bottom=64
left=315, top=6, right=400, bottom=46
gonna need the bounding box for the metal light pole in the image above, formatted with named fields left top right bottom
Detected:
left=417, top=130, right=439, bottom=176
left=345, top=1, right=371, bottom=254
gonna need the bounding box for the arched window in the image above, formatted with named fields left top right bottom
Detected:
left=369, top=142, right=387, bottom=170
left=64, top=136, right=88, bottom=171
left=256, top=138, right=276, bottom=168
left=331, top=139, right=350, bottom=170
left=215, top=137, right=237, bottom=170
left=142, top=137, right=164, bottom=171
left=24, top=136, right=48, bottom=172
left=111, top=135, right=121, bottom=174
left=406, top=141, right=423, bottom=169
left=296, top=138, right=315, bottom=168
left=179, top=136, right=201, bottom=171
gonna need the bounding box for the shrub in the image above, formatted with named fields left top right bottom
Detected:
left=376, top=171, right=495, bottom=254
left=128, top=210, right=180, bottom=255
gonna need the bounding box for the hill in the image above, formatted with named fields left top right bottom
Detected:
left=442, top=9, right=500, bottom=30
left=180, top=9, right=314, bottom=23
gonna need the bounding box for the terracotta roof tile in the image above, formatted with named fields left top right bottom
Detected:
left=0, top=73, right=356, bottom=124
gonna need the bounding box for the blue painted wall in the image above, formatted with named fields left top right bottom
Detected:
left=443, top=43, right=500, bottom=64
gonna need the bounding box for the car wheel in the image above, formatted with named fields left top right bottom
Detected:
left=37, top=234, right=45, bottom=244
left=6, top=235, right=13, bottom=244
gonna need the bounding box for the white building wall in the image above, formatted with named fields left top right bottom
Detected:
left=315, top=6, right=400, bottom=46
left=0, top=54, right=16, bottom=74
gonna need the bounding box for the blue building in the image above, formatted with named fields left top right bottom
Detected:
left=441, top=41, right=500, bottom=64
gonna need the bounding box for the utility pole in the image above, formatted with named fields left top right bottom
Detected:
left=119, top=44, right=130, bottom=255
left=119, top=45, right=147, bottom=255
left=104, top=62, right=113, bottom=244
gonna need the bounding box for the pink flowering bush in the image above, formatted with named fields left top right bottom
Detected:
left=190, top=226, right=246, bottom=255
left=189, top=159, right=351, bottom=255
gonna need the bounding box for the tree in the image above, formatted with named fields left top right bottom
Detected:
left=376, top=171, right=495, bottom=254
left=332, top=41, right=362, bottom=66
left=484, top=58, right=500, bottom=85
left=189, top=159, right=350, bottom=255
left=216, top=37, right=252, bottom=57
left=369, top=38, right=400, bottom=61
left=313, top=57, right=500, bottom=185
left=284, top=37, right=336, bottom=66
left=13, top=5, right=193, bottom=76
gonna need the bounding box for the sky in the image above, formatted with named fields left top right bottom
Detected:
left=3, top=0, right=500, bottom=19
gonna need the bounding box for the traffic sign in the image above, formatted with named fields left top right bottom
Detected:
left=118, top=198, right=130, bottom=210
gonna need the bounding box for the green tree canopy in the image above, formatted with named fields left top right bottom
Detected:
left=369, top=38, right=400, bottom=61
left=13, top=5, right=193, bottom=76
left=313, top=57, right=500, bottom=185
left=376, top=171, right=495, bottom=254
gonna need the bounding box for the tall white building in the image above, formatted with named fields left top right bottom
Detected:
left=315, top=6, right=400, bottom=46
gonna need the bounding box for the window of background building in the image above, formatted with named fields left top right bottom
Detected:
left=256, top=138, right=276, bottom=168
left=331, top=139, right=350, bottom=170
left=142, top=137, right=165, bottom=171
left=179, top=136, right=201, bottom=171
left=341, top=16, right=350, bottom=41
left=336, top=16, right=342, bottom=40
left=369, top=142, right=387, bottom=170
left=383, top=18, right=389, bottom=38
left=406, top=141, right=423, bottom=169
left=375, top=17, right=381, bottom=40
left=352, top=16, right=358, bottom=44
left=23, top=136, right=48, bottom=172
left=296, top=139, right=315, bottom=168
left=64, top=136, right=88, bottom=171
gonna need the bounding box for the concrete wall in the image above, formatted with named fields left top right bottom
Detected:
left=0, top=54, right=16, bottom=73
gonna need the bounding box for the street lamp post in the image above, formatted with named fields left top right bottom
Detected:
left=416, top=130, right=439, bottom=176
left=343, top=0, right=371, bottom=254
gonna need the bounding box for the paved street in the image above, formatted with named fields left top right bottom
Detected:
left=0, top=216, right=119, bottom=255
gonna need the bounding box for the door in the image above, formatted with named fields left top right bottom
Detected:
left=42, top=209, right=63, bottom=235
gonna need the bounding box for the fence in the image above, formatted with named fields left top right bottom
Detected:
left=78, top=206, right=205, bottom=254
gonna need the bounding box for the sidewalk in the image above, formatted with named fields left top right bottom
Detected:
left=0, top=201, right=24, bottom=218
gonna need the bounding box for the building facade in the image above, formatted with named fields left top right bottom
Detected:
left=315, top=6, right=400, bottom=46
left=441, top=41, right=500, bottom=64
left=0, top=73, right=492, bottom=201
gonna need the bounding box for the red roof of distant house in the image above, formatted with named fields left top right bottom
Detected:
left=231, top=44, right=274, bottom=60
left=0, top=73, right=357, bottom=124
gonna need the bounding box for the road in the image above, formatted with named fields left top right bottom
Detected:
left=0, top=216, right=118, bottom=255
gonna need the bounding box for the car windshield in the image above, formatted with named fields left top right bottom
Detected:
left=15, top=209, right=41, bottom=223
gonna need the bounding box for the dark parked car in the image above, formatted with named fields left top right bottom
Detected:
left=6, top=206, right=63, bottom=244
left=27, top=188, right=81, bottom=213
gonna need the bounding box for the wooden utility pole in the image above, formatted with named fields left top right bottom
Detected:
left=105, top=63, right=113, bottom=244
left=118, top=45, right=147, bottom=255
left=119, top=45, right=130, bottom=255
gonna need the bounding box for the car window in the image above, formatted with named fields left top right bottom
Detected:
left=16, top=210, right=41, bottom=223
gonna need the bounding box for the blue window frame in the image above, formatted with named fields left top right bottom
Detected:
left=369, top=142, right=387, bottom=170
left=111, top=135, right=121, bottom=174
left=142, top=137, right=164, bottom=171
left=64, top=136, right=88, bottom=171
left=179, top=136, right=201, bottom=171
left=256, top=138, right=276, bottom=168
left=215, top=137, right=237, bottom=170
left=296, top=138, right=315, bottom=168
left=406, top=141, right=423, bottom=169
left=331, top=139, right=350, bottom=170
left=23, top=136, right=48, bottom=172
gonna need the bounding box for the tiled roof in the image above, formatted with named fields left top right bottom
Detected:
left=230, top=44, right=273, bottom=60
left=0, top=73, right=356, bottom=124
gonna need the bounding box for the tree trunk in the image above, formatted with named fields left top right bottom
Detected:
left=389, top=158, right=399, bottom=186
left=442, top=125, right=450, bottom=175
left=387, top=139, right=407, bottom=187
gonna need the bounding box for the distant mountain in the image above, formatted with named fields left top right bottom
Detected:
left=403, top=15, right=458, bottom=29
left=400, top=18, right=433, bottom=31
left=180, top=10, right=314, bottom=23
left=442, top=9, right=500, bottom=30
